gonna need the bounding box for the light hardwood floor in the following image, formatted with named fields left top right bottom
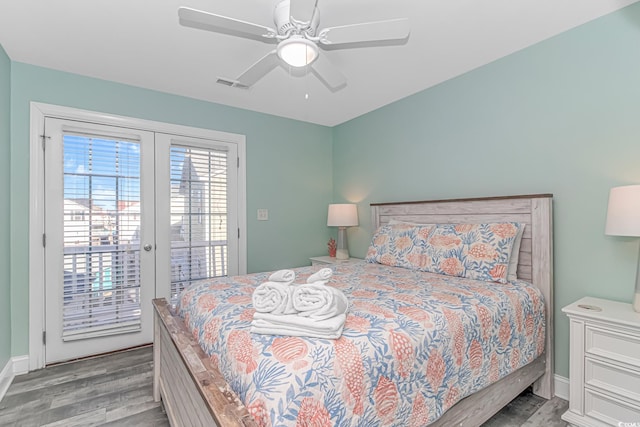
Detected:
left=0, top=346, right=568, bottom=426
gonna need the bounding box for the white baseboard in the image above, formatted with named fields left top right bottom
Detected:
left=12, top=355, right=29, bottom=376
left=0, top=355, right=30, bottom=402
left=554, top=374, right=569, bottom=401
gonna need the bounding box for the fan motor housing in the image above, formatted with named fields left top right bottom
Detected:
left=274, top=0, right=319, bottom=36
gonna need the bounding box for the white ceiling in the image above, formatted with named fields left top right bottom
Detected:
left=0, top=0, right=637, bottom=127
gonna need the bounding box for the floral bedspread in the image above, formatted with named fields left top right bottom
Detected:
left=177, top=261, right=545, bottom=427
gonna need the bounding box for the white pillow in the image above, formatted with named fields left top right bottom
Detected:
left=507, top=224, right=525, bottom=281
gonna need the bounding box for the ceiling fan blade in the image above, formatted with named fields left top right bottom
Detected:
left=289, top=0, right=318, bottom=26
left=235, top=51, right=280, bottom=87
left=310, top=54, right=346, bottom=91
left=178, top=7, right=276, bottom=40
left=318, top=18, right=410, bottom=46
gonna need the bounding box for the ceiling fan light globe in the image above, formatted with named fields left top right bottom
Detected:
left=277, top=37, right=318, bottom=67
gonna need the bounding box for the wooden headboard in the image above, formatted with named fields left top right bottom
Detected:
left=370, top=194, right=554, bottom=398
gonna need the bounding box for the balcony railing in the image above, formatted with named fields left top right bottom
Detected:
left=62, top=240, right=227, bottom=339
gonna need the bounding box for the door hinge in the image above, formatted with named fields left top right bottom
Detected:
left=42, top=331, right=46, bottom=345
left=40, top=134, right=50, bottom=151
left=237, top=157, right=240, bottom=168
left=238, top=228, right=240, bottom=239
left=42, top=233, right=46, bottom=247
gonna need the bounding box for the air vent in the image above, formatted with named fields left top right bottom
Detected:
left=216, top=78, right=249, bottom=89
left=216, top=78, right=234, bottom=87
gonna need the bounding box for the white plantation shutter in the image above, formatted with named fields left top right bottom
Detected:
left=169, top=144, right=229, bottom=303
left=61, top=132, right=143, bottom=341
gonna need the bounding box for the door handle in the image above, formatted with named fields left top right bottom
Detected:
left=143, top=244, right=153, bottom=252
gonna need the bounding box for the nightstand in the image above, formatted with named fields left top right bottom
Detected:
left=562, top=297, right=640, bottom=427
left=309, top=256, right=362, bottom=266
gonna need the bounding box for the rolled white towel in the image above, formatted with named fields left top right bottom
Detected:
left=306, top=267, right=332, bottom=284
left=251, top=312, right=346, bottom=339
left=268, top=269, right=295, bottom=283
left=252, top=282, right=296, bottom=315
left=292, top=284, right=349, bottom=320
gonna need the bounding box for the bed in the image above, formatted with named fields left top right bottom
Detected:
left=153, top=194, right=554, bottom=427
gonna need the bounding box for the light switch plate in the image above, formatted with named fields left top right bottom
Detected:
left=257, top=209, right=269, bottom=221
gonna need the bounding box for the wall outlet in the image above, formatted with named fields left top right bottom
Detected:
left=257, top=209, right=269, bottom=221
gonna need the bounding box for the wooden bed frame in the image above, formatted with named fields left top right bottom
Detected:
left=153, top=194, right=554, bottom=427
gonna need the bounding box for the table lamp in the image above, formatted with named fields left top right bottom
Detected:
left=605, top=185, right=640, bottom=312
left=327, top=204, right=358, bottom=260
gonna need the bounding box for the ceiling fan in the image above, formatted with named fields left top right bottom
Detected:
left=178, top=0, right=410, bottom=91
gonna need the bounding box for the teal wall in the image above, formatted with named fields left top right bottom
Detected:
left=0, top=45, right=11, bottom=369
left=9, top=63, right=333, bottom=357
left=333, top=3, right=640, bottom=378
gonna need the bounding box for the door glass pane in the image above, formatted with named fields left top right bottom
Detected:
left=62, top=134, right=142, bottom=340
left=169, top=145, right=228, bottom=303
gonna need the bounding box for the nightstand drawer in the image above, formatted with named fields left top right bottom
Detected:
left=586, top=325, right=640, bottom=369
left=584, top=388, right=640, bottom=425
left=585, top=358, right=640, bottom=402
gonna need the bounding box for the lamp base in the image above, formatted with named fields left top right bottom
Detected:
left=635, top=249, right=640, bottom=312
left=336, top=249, right=349, bottom=260
left=336, top=227, right=349, bottom=260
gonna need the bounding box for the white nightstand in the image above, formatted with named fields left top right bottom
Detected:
left=562, top=296, right=640, bottom=427
left=309, top=256, right=362, bottom=266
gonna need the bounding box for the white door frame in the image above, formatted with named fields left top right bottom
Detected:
left=29, top=102, right=247, bottom=370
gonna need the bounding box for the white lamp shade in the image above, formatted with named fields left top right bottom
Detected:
left=327, top=204, right=358, bottom=227
left=277, top=37, right=318, bottom=67
left=605, top=185, right=640, bottom=237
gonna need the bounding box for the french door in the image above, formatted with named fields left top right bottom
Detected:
left=43, top=117, right=239, bottom=364
left=155, top=133, right=239, bottom=306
